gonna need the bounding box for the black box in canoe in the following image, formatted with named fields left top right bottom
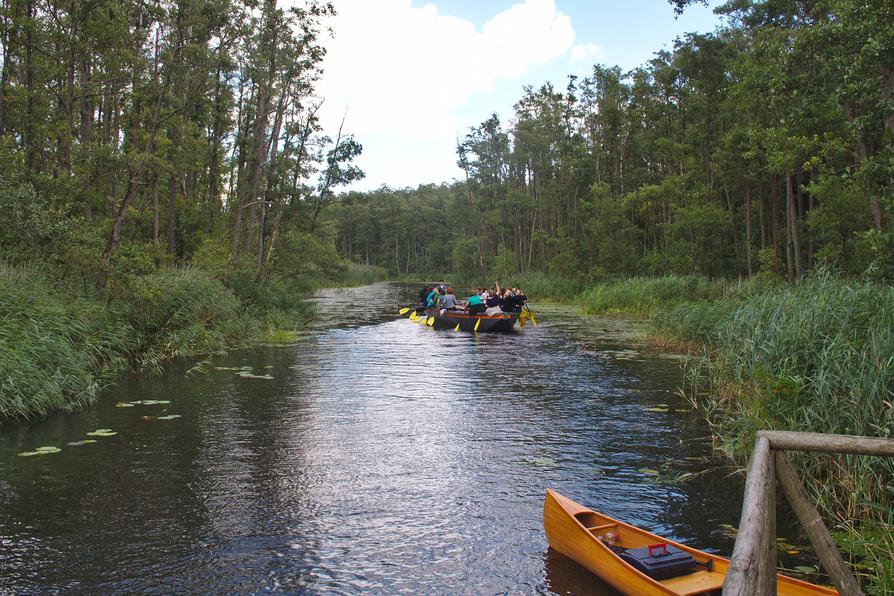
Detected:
left=619, top=543, right=696, bottom=580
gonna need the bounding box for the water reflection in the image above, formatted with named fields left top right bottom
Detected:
left=0, top=283, right=742, bottom=593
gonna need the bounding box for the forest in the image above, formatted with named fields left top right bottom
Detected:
left=326, top=0, right=893, bottom=284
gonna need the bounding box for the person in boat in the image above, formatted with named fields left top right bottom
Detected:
left=426, top=287, right=441, bottom=308
left=440, top=287, right=458, bottom=312
left=465, top=291, right=486, bottom=315
left=485, top=284, right=502, bottom=315
left=418, top=286, right=430, bottom=307
left=500, top=287, right=516, bottom=312
left=513, top=288, right=527, bottom=312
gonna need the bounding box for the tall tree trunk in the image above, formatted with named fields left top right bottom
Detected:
left=151, top=175, right=159, bottom=258
left=745, top=184, right=753, bottom=277
left=167, top=175, right=177, bottom=255
left=785, top=172, right=802, bottom=282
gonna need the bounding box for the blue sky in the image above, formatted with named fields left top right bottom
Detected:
left=316, top=0, right=725, bottom=192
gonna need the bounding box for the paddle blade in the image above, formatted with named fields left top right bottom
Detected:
left=427, top=317, right=435, bottom=326
left=399, top=307, right=410, bottom=315
left=530, top=315, right=537, bottom=327
left=454, top=323, right=460, bottom=332
left=474, top=319, right=480, bottom=331
left=409, top=311, right=417, bottom=321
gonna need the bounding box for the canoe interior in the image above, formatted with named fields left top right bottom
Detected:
left=544, top=489, right=838, bottom=596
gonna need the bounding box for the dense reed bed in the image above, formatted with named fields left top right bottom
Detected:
left=0, top=264, right=313, bottom=422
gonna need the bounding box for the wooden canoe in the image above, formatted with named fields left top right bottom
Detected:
left=543, top=489, right=837, bottom=596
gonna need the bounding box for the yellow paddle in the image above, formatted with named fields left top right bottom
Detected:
left=399, top=307, right=411, bottom=315
left=474, top=319, right=480, bottom=332
left=409, top=311, right=418, bottom=321
left=427, top=317, right=435, bottom=326
left=523, top=305, right=537, bottom=327
left=454, top=323, right=460, bottom=332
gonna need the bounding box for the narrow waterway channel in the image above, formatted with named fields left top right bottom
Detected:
left=0, top=282, right=744, bottom=594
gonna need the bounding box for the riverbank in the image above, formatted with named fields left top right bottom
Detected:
left=516, top=272, right=892, bottom=593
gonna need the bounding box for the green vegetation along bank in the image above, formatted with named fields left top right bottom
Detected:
left=517, top=273, right=892, bottom=594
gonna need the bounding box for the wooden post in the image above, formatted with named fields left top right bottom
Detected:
left=775, top=452, right=865, bottom=596
left=759, top=431, right=894, bottom=456
left=724, top=436, right=777, bottom=595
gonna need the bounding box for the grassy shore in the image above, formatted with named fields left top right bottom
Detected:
left=0, top=263, right=315, bottom=421
left=518, top=272, right=892, bottom=593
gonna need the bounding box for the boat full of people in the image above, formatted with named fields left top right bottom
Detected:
left=404, top=283, right=534, bottom=332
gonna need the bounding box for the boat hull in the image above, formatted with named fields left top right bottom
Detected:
left=543, top=489, right=837, bottom=596
left=422, top=308, right=519, bottom=332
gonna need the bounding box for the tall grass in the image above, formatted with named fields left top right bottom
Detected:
left=0, top=264, right=313, bottom=421
left=660, top=273, right=893, bottom=592
left=577, top=275, right=726, bottom=316
left=0, top=264, right=130, bottom=418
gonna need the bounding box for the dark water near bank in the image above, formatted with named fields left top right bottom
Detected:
left=0, top=282, right=746, bottom=594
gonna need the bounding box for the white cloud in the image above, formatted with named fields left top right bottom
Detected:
left=313, top=0, right=576, bottom=190
left=570, top=42, right=605, bottom=64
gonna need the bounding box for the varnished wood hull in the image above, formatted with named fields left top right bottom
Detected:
left=543, top=489, right=837, bottom=596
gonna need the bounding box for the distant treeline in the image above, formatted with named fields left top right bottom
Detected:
left=327, top=0, right=893, bottom=282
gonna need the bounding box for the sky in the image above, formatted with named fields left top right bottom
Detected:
left=314, top=0, right=726, bottom=192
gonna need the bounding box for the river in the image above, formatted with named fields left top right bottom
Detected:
left=0, top=282, right=744, bottom=594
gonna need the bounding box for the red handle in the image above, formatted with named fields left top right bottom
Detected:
left=648, top=543, right=668, bottom=557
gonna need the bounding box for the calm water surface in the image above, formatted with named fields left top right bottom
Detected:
left=0, top=283, right=744, bottom=594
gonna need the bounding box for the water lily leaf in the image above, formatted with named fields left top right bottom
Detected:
left=35, top=446, right=61, bottom=453
left=786, top=550, right=801, bottom=555
left=675, top=409, right=690, bottom=413
left=86, top=429, right=117, bottom=437
left=157, top=414, right=181, bottom=420
left=639, top=468, right=660, bottom=476
left=214, top=366, right=239, bottom=371
left=141, top=400, right=171, bottom=405
left=17, top=451, right=41, bottom=457
left=142, top=416, right=156, bottom=421
left=237, top=372, right=274, bottom=379
left=66, top=440, right=98, bottom=446
left=646, top=407, right=669, bottom=413
left=719, top=523, right=738, bottom=538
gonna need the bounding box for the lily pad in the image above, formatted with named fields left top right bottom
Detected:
left=115, top=402, right=136, bottom=407
left=34, top=446, right=61, bottom=453
left=141, top=400, right=171, bottom=405
left=719, top=523, right=738, bottom=538
left=639, top=468, right=660, bottom=476
left=17, top=451, right=41, bottom=457
left=157, top=414, right=182, bottom=420
left=66, top=440, right=98, bottom=446
left=237, top=372, right=274, bottom=379
left=86, top=429, right=117, bottom=437
left=214, top=366, right=240, bottom=371
left=646, top=407, right=669, bottom=413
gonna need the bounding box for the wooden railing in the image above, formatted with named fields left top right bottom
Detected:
left=723, top=431, right=894, bottom=595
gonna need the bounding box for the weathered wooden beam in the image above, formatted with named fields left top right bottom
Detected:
left=775, top=452, right=864, bottom=596
left=724, top=436, right=777, bottom=595
left=759, top=431, right=894, bottom=457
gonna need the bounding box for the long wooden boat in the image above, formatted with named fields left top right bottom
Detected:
left=544, top=489, right=837, bottom=595
left=404, top=307, right=519, bottom=332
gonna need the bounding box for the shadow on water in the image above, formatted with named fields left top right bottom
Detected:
left=0, top=282, right=755, bottom=593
